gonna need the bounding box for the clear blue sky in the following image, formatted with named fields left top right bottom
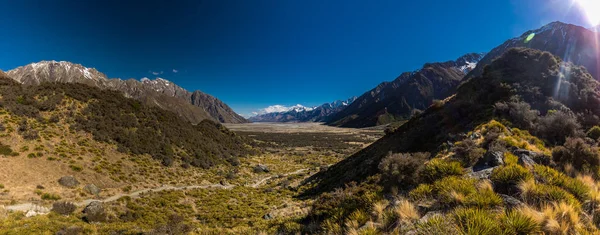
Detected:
left=0, top=0, right=591, bottom=116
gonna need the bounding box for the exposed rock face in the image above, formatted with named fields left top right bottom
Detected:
left=58, top=176, right=79, bottom=188
left=326, top=53, right=485, bottom=128
left=83, top=184, right=101, bottom=196
left=83, top=201, right=106, bottom=223
left=253, top=164, right=270, bottom=173
left=6, top=61, right=248, bottom=124
left=248, top=97, right=358, bottom=123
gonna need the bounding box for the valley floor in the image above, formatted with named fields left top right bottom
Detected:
left=0, top=122, right=383, bottom=234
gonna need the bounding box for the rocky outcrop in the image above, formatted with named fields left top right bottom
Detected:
left=58, top=176, right=79, bottom=188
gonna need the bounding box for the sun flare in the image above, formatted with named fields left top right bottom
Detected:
left=575, top=0, right=600, bottom=26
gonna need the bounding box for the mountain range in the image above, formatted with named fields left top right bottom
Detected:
left=248, top=97, right=357, bottom=122
left=325, top=52, right=486, bottom=128
left=5, top=61, right=248, bottom=124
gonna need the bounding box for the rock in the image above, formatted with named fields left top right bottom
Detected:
left=36, top=185, right=45, bottom=189
left=26, top=210, right=41, bottom=217
left=473, top=151, right=504, bottom=171
left=84, top=184, right=101, bottom=196
left=58, top=176, right=79, bottom=188
left=468, top=167, right=497, bottom=180
left=263, top=213, right=274, bottom=220
left=419, top=210, right=443, bottom=222
left=83, top=201, right=106, bottom=223
left=512, top=149, right=542, bottom=168
left=52, top=201, right=77, bottom=215
left=500, top=194, right=523, bottom=209
left=469, top=133, right=481, bottom=140
left=253, top=164, right=270, bottom=173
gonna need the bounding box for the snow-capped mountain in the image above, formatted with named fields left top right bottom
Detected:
left=248, top=97, right=357, bottom=122
left=326, top=52, right=485, bottom=128
left=6, top=61, right=248, bottom=124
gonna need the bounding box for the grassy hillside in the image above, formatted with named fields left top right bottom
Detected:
left=297, top=48, right=600, bottom=233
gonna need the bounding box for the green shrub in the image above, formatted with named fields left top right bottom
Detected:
left=453, top=208, right=500, bottom=235
left=0, top=143, right=17, bottom=156
left=536, top=110, right=582, bottom=145
left=500, top=210, right=541, bottom=234
left=465, top=185, right=503, bottom=209
left=519, top=180, right=580, bottom=208
left=69, top=165, right=83, bottom=172
left=552, top=137, right=600, bottom=173
left=451, top=138, right=486, bottom=167
left=587, top=126, right=600, bottom=140
left=41, top=193, right=61, bottom=200
left=409, top=184, right=434, bottom=200
left=378, top=152, right=429, bottom=188
left=0, top=184, right=4, bottom=189
left=419, top=159, right=463, bottom=183
left=490, top=164, right=532, bottom=194
left=533, top=165, right=590, bottom=202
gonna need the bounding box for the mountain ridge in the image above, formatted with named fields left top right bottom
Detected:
left=6, top=60, right=248, bottom=124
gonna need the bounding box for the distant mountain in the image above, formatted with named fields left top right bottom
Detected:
left=6, top=61, right=248, bottom=124
left=325, top=53, right=485, bottom=128
left=248, top=97, right=357, bottom=122
left=466, top=21, right=600, bottom=80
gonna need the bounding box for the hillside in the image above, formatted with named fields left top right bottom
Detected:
left=326, top=53, right=485, bottom=128
left=465, top=21, right=600, bottom=81
left=248, top=97, right=357, bottom=123
left=6, top=61, right=248, bottom=124
left=299, top=48, right=600, bottom=234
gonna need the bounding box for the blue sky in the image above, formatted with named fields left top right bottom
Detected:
left=0, top=0, right=592, bottom=117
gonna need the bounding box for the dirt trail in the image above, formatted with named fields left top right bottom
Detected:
left=5, top=168, right=309, bottom=213
left=249, top=168, right=308, bottom=188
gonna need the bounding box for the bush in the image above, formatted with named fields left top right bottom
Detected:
left=518, top=179, right=580, bottom=208
left=451, top=138, right=486, bottom=167
left=41, top=193, right=61, bottom=200
left=533, top=165, right=590, bottom=202
left=500, top=210, right=541, bottom=234
left=51, top=201, right=77, bottom=215
left=378, top=152, right=429, bottom=188
left=494, top=101, right=539, bottom=130
left=490, top=164, right=532, bottom=195
left=552, top=137, right=600, bottom=173
left=453, top=208, right=500, bottom=235
left=419, top=159, right=463, bottom=183
left=536, top=110, right=582, bottom=145
left=587, top=126, right=600, bottom=140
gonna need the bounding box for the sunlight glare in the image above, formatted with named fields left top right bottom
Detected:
left=574, top=0, right=600, bottom=26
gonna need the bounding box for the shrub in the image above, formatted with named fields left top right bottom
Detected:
left=501, top=210, right=541, bottom=234
left=536, top=110, right=582, bottom=145
left=519, top=179, right=580, bottom=208
left=552, top=137, right=600, bottom=173
left=419, top=158, right=463, bottom=183
left=494, top=101, right=539, bottom=130
left=378, top=152, right=429, bottom=188
left=533, top=165, right=590, bottom=202
left=409, top=184, right=434, bottom=200
left=69, top=165, right=83, bottom=172
left=490, top=164, right=532, bottom=195
left=587, top=126, right=600, bottom=140
left=51, top=201, right=77, bottom=215
left=0, top=143, right=17, bottom=156
left=451, top=138, right=486, bottom=167
left=453, top=208, right=500, bottom=235
left=41, top=193, right=61, bottom=200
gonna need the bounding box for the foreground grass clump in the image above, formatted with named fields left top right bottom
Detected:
left=490, top=163, right=532, bottom=194
left=419, top=158, right=463, bottom=183
left=533, top=165, right=590, bottom=202
left=519, top=179, right=580, bottom=209
left=453, top=207, right=500, bottom=235
left=411, top=176, right=502, bottom=209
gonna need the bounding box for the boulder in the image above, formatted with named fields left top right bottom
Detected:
left=83, top=201, right=106, bottom=223
left=58, top=176, right=79, bottom=188
left=84, top=184, right=101, bottom=196
left=253, top=164, right=270, bottom=173
left=468, top=167, right=497, bottom=180
left=500, top=194, right=523, bottom=209
left=512, top=149, right=547, bottom=168
left=473, top=151, right=504, bottom=171
left=263, top=213, right=274, bottom=220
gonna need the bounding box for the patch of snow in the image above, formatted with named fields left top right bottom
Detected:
left=83, top=68, right=92, bottom=79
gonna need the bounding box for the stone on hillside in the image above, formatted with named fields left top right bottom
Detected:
left=500, top=194, right=523, bottom=209
left=84, top=184, right=101, bottom=196
left=58, top=176, right=79, bottom=188
left=52, top=201, right=77, bottom=215
left=468, top=167, right=496, bottom=180
left=512, top=149, right=543, bottom=168
left=55, top=226, right=83, bottom=235
left=263, top=213, right=274, bottom=220
left=253, top=164, right=270, bottom=173
left=473, top=151, right=504, bottom=171
left=83, top=201, right=106, bottom=223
